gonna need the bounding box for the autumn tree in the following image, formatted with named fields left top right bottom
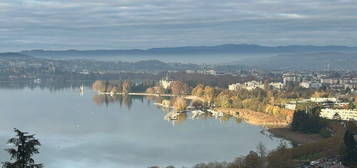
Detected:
left=312, top=90, right=329, bottom=98
left=204, top=86, right=215, bottom=105
left=2, top=129, right=43, bottom=168
left=146, top=87, right=155, bottom=94
left=215, top=90, right=232, bottom=108
left=122, top=80, right=132, bottom=94
left=173, top=97, right=188, bottom=112
left=267, top=142, right=294, bottom=168
left=110, top=86, right=119, bottom=94
left=170, top=81, right=189, bottom=95
left=192, top=84, right=205, bottom=97
left=92, top=80, right=107, bottom=92
left=154, top=86, right=165, bottom=94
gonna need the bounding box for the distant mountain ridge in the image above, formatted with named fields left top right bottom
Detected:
left=0, top=52, right=31, bottom=60
left=19, top=44, right=357, bottom=56
left=245, top=52, right=357, bottom=70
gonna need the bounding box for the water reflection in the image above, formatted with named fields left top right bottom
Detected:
left=0, top=80, right=91, bottom=92
left=92, top=94, right=147, bottom=109
left=0, top=85, right=288, bottom=168
left=92, top=94, right=245, bottom=126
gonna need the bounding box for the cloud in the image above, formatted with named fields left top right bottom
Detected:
left=278, top=13, right=307, bottom=19
left=0, top=0, right=356, bottom=51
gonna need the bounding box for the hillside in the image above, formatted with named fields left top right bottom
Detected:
left=20, top=44, right=357, bottom=57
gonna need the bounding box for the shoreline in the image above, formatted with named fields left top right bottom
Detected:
left=268, top=127, right=323, bottom=145
left=98, top=91, right=324, bottom=145
left=214, top=107, right=324, bottom=144
left=214, top=107, right=290, bottom=128
left=98, top=91, right=203, bottom=101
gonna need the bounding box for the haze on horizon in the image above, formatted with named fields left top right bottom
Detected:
left=0, top=0, right=356, bottom=52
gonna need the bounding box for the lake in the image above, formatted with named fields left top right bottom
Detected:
left=0, top=86, right=287, bottom=168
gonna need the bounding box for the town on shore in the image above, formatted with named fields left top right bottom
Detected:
left=91, top=70, right=357, bottom=168
left=1, top=53, right=356, bottom=168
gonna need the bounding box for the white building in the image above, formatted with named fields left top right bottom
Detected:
left=299, top=81, right=322, bottom=89
left=228, top=83, right=241, bottom=91
left=228, top=81, right=283, bottom=91
left=206, top=70, right=217, bottom=75
left=310, top=97, right=337, bottom=103
left=159, top=80, right=173, bottom=89
left=320, top=109, right=357, bottom=121
left=321, top=78, right=339, bottom=85
left=270, top=82, right=283, bottom=90
left=285, top=103, right=297, bottom=110
left=243, top=81, right=265, bottom=90
left=283, top=73, right=302, bottom=87
left=185, top=70, right=195, bottom=74
left=299, top=82, right=310, bottom=88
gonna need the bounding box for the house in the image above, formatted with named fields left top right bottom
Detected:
left=299, top=81, right=322, bottom=89
left=285, top=103, right=297, bottom=110
left=228, top=83, right=241, bottom=91
left=321, top=78, right=339, bottom=85
left=283, top=73, right=302, bottom=87
left=320, top=109, right=357, bottom=121
left=310, top=97, right=337, bottom=103
left=269, top=82, right=283, bottom=90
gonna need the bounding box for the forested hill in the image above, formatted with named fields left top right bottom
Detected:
left=0, top=52, right=30, bottom=58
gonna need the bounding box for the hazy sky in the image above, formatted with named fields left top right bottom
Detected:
left=0, top=0, right=356, bottom=51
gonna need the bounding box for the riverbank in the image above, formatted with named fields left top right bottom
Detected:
left=98, top=92, right=324, bottom=144
left=215, top=107, right=290, bottom=128
left=268, top=128, right=323, bottom=145
left=215, top=107, right=324, bottom=144
left=98, top=91, right=205, bottom=101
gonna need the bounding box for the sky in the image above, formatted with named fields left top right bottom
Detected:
left=0, top=0, right=356, bottom=51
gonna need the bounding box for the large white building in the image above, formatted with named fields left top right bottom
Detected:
left=310, top=97, right=337, bottom=103
left=228, top=81, right=283, bottom=91
left=299, top=81, right=322, bottom=89
left=321, top=78, right=339, bottom=85
left=228, top=81, right=264, bottom=91
left=283, top=73, right=302, bottom=87
left=320, top=109, right=357, bottom=121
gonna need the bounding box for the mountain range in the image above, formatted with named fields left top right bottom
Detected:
left=1, top=44, right=357, bottom=70
left=19, top=44, right=357, bottom=56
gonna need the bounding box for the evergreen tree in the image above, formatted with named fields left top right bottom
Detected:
left=291, top=109, right=326, bottom=133
left=342, top=130, right=357, bottom=166
left=2, top=128, right=43, bottom=168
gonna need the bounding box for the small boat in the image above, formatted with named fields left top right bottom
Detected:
left=208, top=109, right=224, bottom=118
left=164, top=111, right=179, bottom=120
left=191, top=110, right=205, bottom=119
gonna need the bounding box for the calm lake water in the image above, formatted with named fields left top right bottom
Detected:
left=0, top=86, right=287, bottom=168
